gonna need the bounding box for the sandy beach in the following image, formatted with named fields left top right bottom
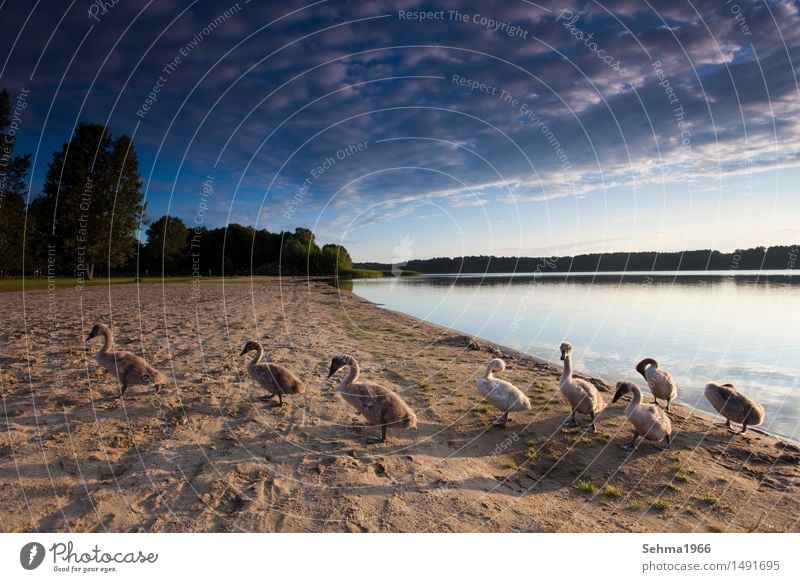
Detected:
left=0, top=278, right=797, bottom=532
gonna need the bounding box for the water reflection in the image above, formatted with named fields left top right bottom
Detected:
left=348, top=272, right=800, bottom=439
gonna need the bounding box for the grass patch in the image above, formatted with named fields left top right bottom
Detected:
left=338, top=269, right=385, bottom=279
left=630, top=500, right=645, bottom=510
left=602, top=485, right=624, bottom=499
left=653, top=499, right=670, bottom=512
left=575, top=479, right=597, bottom=494
left=524, top=448, right=539, bottom=462
left=502, top=459, right=518, bottom=470
left=674, top=470, right=691, bottom=483
left=662, top=481, right=679, bottom=492
left=709, top=523, right=725, bottom=533
left=700, top=494, right=719, bottom=507
left=684, top=506, right=699, bottom=517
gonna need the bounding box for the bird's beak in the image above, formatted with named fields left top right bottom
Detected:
left=240, top=347, right=248, bottom=356
left=327, top=363, right=338, bottom=379
left=560, top=353, right=565, bottom=361
left=86, top=331, right=96, bottom=341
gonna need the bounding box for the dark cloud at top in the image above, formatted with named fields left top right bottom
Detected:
left=1, top=0, right=798, bottom=238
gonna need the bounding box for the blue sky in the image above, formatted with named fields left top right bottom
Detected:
left=2, top=0, right=799, bottom=262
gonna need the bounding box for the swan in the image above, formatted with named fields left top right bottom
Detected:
left=240, top=341, right=305, bottom=406
left=475, top=358, right=532, bottom=426
left=558, top=342, right=604, bottom=432
left=611, top=381, right=672, bottom=450
left=704, top=382, right=765, bottom=434
left=86, top=323, right=167, bottom=398
left=635, top=358, right=677, bottom=411
left=327, top=354, right=417, bottom=443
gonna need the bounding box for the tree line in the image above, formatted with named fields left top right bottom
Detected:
left=0, top=89, right=352, bottom=279
left=357, top=245, right=800, bottom=274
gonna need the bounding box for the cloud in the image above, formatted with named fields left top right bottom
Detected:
left=1, top=0, right=798, bottom=250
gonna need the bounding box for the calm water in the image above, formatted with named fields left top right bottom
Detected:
left=349, top=271, right=800, bottom=439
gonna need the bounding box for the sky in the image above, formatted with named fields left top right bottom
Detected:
left=1, top=0, right=799, bottom=263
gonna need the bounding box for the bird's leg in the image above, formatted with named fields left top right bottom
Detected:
left=277, top=393, right=284, bottom=407
left=117, top=383, right=128, bottom=399
left=655, top=433, right=671, bottom=451
left=620, top=431, right=639, bottom=451
left=739, top=422, right=748, bottom=434
left=563, top=411, right=579, bottom=427
left=665, top=398, right=672, bottom=412
left=492, top=411, right=509, bottom=427
left=588, top=411, right=597, bottom=433
left=367, top=424, right=387, bottom=444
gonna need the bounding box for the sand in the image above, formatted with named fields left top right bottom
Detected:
left=0, top=277, right=797, bottom=532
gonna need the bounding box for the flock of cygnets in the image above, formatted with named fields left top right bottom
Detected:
left=85, top=323, right=766, bottom=447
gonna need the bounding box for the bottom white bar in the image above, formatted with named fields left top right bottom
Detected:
left=1, top=533, right=797, bottom=580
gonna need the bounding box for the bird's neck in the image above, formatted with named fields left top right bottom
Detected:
left=483, top=363, right=495, bottom=380
left=98, top=330, right=113, bottom=354
left=627, top=385, right=643, bottom=415
left=249, top=346, right=264, bottom=367
left=341, top=359, right=360, bottom=389
left=561, top=355, right=573, bottom=384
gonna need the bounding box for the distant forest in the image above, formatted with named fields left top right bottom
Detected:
left=0, top=89, right=352, bottom=279
left=357, top=245, right=800, bottom=274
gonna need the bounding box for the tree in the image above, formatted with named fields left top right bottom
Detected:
left=280, top=227, right=322, bottom=275
left=31, top=123, right=144, bottom=280
left=143, top=215, right=188, bottom=275
left=0, top=89, right=32, bottom=275
left=321, top=243, right=352, bottom=274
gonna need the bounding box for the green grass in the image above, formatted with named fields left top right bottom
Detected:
left=709, top=524, right=725, bottom=533
left=674, top=471, right=691, bottom=483
left=700, top=494, right=719, bottom=507
left=662, top=481, right=679, bottom=492
left=630, top=500, right=645, bottom=510
left=338, top=268, right=385, bottom=279
left=0, top=276, right=202, bottom=293
left=524, top=448, right=539, bottom=462
left=602, top=485, right=624, bottom=499
left=653, top=499, right=671, bottom=512
left=502, top=459, right=518, bottom=470
left=575, top=479, right=597, bottom=494
left=473, top=403, right=492, bottom=415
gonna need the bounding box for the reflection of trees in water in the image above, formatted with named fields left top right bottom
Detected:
left=374, top=273, right=799, bottom=290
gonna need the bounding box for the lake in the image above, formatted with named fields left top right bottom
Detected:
left=348, top=271, right=799, bottom=440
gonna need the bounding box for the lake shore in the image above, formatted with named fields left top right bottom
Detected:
left=1, top=277, right=797, bottom=532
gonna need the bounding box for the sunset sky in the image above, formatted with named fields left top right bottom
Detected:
left=2, top=0, right=799, bottom=262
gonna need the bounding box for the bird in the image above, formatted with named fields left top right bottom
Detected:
left=635, top=358, right=678, bottom=411
left=475, top=358, right=532, bottom=426
left=240, top=340, right=305, bottom=406
left=327, top=354, right=417, bottom=443
left=612, top=381, right=672, bottom=451
left=86, top=323, right=166, bottom=398
left=704, top=381, right=765, bottom=434
left=558, top=342, right=604, bottom=432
